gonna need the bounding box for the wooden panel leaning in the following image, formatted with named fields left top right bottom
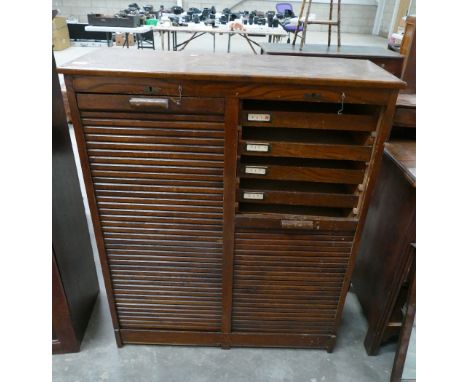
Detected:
left=58, top=50, right=404, bottom=351
left=352, top=140, right=415, bottom=355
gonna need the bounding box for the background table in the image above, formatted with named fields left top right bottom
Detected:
left=85, top=25, right=152, bottom=48
left=153, top=24, right=286, bottom=54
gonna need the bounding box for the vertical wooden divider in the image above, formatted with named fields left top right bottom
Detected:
left=64, top=75, right=123, bottom=347
left=221, top=97, right=239, bottom=348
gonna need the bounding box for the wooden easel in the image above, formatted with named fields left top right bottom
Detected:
left=292, top=0, right=342, bottom=50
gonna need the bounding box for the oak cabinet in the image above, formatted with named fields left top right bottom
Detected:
left=59, top=50, right=404, bottom=351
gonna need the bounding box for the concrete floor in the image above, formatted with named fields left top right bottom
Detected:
left=53, top=32, right=415, bottom=382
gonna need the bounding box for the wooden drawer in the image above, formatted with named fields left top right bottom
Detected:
left=240, top=140, right=372, bottom=161
left=72, top=76, right=229, bottom=97
left=241, top=110, right=377, bottom=132
left=238, top=189, right=358, bottom=208
left=235, top=214, right=358, bottom=231
left=240, top=163, right=365, bottom=184
left=76, top=94, right=225, bottom=115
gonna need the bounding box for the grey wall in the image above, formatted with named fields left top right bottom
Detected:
left=378, top=0, right=395, bottom=37
left=53, top=0, right=377, bottom=34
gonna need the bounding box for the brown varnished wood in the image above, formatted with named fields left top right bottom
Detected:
left=53, top=53, right=99, bottom=354
left=384, top=140, right=416, bottom=186
left=240, top=140, right=373, bottom=161
left=238, top=189, right=358, bottom=208
left=260, top=43, right=404, bottom=77
left=352, top=142, right=415, bottom=355
left=57, top=50, right=405, bottom=89
left=332, top=89, right=400, bottom=339
left=240, top=164, right=364, bottom=183
left=64, top=75, right=124, bottom=347
left=221, top=97, right=238, bottom=348
left=390, top=246, right=416, bottom=382
left=77, top=94, right=225, bottom=115
left=242, top=110, right=377, bottom=131
left=62, top=50, right=401, bottom=350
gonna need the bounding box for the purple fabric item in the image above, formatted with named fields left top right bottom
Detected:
left=283, top=24, right=303, bottom=32
left=275, top=3, right=293, bottom=14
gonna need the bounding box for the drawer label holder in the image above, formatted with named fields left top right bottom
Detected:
left=244, top=166, right=268, bottom=175
left=243, top=192, right=265, bottom=200
left=247, top=113, right=271, bottom=122
left=245, top=143, right=270, bottom=153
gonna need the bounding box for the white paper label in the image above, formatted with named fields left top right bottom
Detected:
left=248, top=113, right=271, bottom=122
left=246, top=143, right=269, bottom=152
left=244, top=166, right=267, bottom=175
left=243, top=192, right=264, bottom=200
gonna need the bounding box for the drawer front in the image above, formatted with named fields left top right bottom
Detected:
left=80, top=107, right=225, bottom=332
left=72, top=76, right=229, bottom=97
left=240, top=140, right=372, bottom=161
left=240, top=163, right=365, bottom=184
left=77, top=94, right=225, bottom=115
left=238, top=189, right=358, bottom=208
left=242, top=110, right=377, bottom=132
left=232, top=229, right=354, bottom=335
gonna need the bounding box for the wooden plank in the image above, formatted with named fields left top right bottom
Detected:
left=240, top=164, right=365, bottom=184
left=240, top=140, right=372, bottom=161
left=238, top=189, right=358, bottom=208
left=221, top=97, right=238, bottom=347
left=242, top=110, right=376, bottom=131
left=77, top=94, right=225, bottom=115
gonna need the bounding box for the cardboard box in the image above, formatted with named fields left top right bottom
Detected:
left=52, top=16, right=67, bottom=30
left=115, top=32, right=135, bottom=46
left=52, top=16, right=70, bottom=51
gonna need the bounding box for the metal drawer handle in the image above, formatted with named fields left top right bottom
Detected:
left=129, top=97, right=169, bottom=109
left=281, top=220, right=315, bottom=230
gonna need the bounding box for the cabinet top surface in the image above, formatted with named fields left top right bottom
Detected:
left=57, top=49, right=405, bottom=89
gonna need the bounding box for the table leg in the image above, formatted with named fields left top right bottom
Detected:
left=227, top=33, right=231, bottom=53
left=167, top=31, right=170, bottom=51
left=160, top=31, right=164, bottom=50
left=241, top=34, right=258, bottom=54
left=213, top=33, right=216, bottom=52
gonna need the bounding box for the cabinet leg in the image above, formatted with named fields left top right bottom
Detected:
left=114, top=329, right=123, bottom=348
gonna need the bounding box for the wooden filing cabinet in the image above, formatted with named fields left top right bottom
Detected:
left=59, top=50, right=404, bottom=351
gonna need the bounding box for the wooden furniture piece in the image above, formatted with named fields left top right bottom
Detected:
left=390, top=244, right=416, bottom=382
left=399, top=16, right=416, bottom=94
left=59, top=50, right=404, bottom=351
left=53, top=53, right=100, bottom=354
left=352, top=140, right=415, bottom=355
left=260, top=43, right=404, bottom=77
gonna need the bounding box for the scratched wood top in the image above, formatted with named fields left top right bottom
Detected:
left=57, top=49, right=405, bottom=89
